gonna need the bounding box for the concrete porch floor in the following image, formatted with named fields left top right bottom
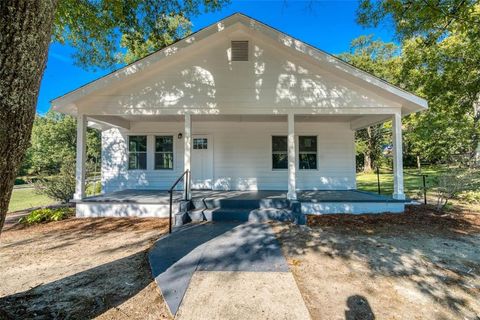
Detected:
left=81, top=189, right=406, bottom=204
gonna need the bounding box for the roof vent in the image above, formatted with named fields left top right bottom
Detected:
left=231, top=41, right=249, bottom=61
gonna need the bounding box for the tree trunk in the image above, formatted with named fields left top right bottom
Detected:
left=363, top=126, right=373, bottom=173
left=0, top=0, right=57, bottom=236
left=363, top=153, right=373, bottom=173
left=470, top=97, right=480, bottom=167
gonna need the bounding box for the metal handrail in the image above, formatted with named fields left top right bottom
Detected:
left=168, top=169, right=190, bottom=233
left=375, top=167, right=428, bottom=204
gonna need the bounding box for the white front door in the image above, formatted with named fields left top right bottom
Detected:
left=191, top=135, right=213, bottom=189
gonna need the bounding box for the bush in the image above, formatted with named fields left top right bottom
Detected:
left=86, top=180, right=102, bottom=196
left=19, top=207, right=74, bottom=225
left=457, top=190, right=480, bottom=204
left=35, top=158, right=76, bottom=203
left=434, top=170, right=470, bottom=212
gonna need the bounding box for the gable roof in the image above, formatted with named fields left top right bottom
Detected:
left=51, top=12, right=427, bottom=115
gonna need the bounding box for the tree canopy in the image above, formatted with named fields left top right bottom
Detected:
left=356, top=0, right=480, bottom=165
left=21, top=111, right=100, bottom=176
left=53, top=0, right=229, bottom=69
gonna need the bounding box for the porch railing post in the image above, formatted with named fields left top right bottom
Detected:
left=184, top=113, right=192, bottom=200
left=74, top=113, right=87, bottom=200
left=392, top=111, right=405, bottom=200
left=287, top=113, right=297, bottom=200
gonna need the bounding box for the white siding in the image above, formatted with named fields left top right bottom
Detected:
left=78, top=27, right=400, bottom=115
left=101, top=121, right=355, bottom=192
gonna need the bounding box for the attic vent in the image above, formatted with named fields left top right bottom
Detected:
left=231, top=41, right=249, bottom=61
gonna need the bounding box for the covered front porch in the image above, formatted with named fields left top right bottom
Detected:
left=72, top=112, right=406, bottom=203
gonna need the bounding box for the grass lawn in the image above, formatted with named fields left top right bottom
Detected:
left=8, top=188, right=56, bottom=213
left=356, top=167, right=454, bottom=199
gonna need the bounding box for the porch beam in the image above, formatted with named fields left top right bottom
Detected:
left=74, top=114, right=87, bottom=200
left=287, top=113, right=297, bottom=200
left=392, top=111, right=405, bottom=200
left=184, top=113, right=192, bottom=200
left=88, top=115, right=130, bottom=130
left=350, top=115, right=391, bottom=130
left=78, top=105, right=403, bottom=116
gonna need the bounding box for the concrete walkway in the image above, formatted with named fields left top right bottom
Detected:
left=148, top=222, right=310, bottom=319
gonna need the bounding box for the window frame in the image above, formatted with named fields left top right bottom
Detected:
left=298, top=135, right=318, bottom=171
left=127, top=135, right=147, bottom=170
left=271, top=135, right=288, bottom=171
left=154, top=135, right=174, bottom=170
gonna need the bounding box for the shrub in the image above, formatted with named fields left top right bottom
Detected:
left=434, top=170, right=470, bottom=212
left=457, top=190, right=480, bottom=204
left=19, top=207, right=74, bottom=225
left=35, top=158, right=76, bottom=203
left=86, top=180, right=102, bottom=196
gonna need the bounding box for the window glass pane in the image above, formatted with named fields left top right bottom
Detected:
left=193, top=138, right=208, bottom=150
left=299, top=136, right=317, bottom=152
left=272, top=153, right=288, bottom=169
left=155, top=153, right=173, bottom=169
left=299, top=153, right=317, bottom=170
left=272, top=136, right=287, bottom=152
left=129, top=136, right=147, bottom=152
left=129, top=152, right=147, bottom=170
left=155, top=136, right=173, bottom=152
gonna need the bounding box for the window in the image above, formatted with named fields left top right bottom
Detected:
left=299, top=136, right=317, bottom=170
left=193, top=138, right=208, bottom=150
left=155, top=136, right=174, bottom=170
left=272, top=136, right=288, bottom=169
left=128, top=136, right=147, bottom=170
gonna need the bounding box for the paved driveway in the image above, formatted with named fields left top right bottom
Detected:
left=149, top=222, right=310, bottom=319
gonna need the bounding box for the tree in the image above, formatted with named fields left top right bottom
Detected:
left=26, top=111, right=100, bottom=175
left=357, top=1, right=480, bottom=165
left=339, top=36, right=400, bottom=172
left=0, top=0, right=228, bottom=235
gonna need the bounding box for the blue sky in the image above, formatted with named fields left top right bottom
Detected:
left=38, top=0, right=394, bottom=115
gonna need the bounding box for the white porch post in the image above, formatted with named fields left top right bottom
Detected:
left=74, top=114, right=87, bottom=200
left=287, top=113, right=297, bottom=200
left=184, top=113, right=192, bottom=200
left=392, top=111, right=405, bottom=200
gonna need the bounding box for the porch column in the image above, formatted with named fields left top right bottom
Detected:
left=184, top=113, right=192, bottom=200
left=74, top=114, right=87, bottom=200
left=287, top=113, right=297, bottom=200
left=392, top=111, right=405, bottom=200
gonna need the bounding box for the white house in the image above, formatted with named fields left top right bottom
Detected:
left=52, top=13, right=427, bottom=220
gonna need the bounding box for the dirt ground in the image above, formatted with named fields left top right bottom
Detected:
left=273, top=204, right=480, bottom=320
left=0, top=217, right=172, bottom=320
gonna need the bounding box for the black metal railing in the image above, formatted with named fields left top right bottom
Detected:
left=168, top=169, right=190, bottom=234
left=375, top=167, right=428, bottom=204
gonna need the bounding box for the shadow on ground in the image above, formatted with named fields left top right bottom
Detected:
left=149, top=222, right=289, bottom=315
left=0, top=217, right=170, bottom=319
left=275, top=205, right=480, bottom=319
left=0, top=251, right=151, bottom=319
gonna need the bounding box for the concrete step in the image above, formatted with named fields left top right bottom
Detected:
left=188, top=209, right=206, bottom=222
left=191, top=198, right=291, bottom=210
left=209, top=208, right=251, bottom=222
left=197, top=207, right=304, bottom=224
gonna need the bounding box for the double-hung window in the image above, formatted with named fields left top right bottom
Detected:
left=272, top=136, right=288, bottom=169
left=128, top=136, right=147, bottom=170
left=299, top=136, right=317, bottom=170
left=155, top=136, right=174, bottom=170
